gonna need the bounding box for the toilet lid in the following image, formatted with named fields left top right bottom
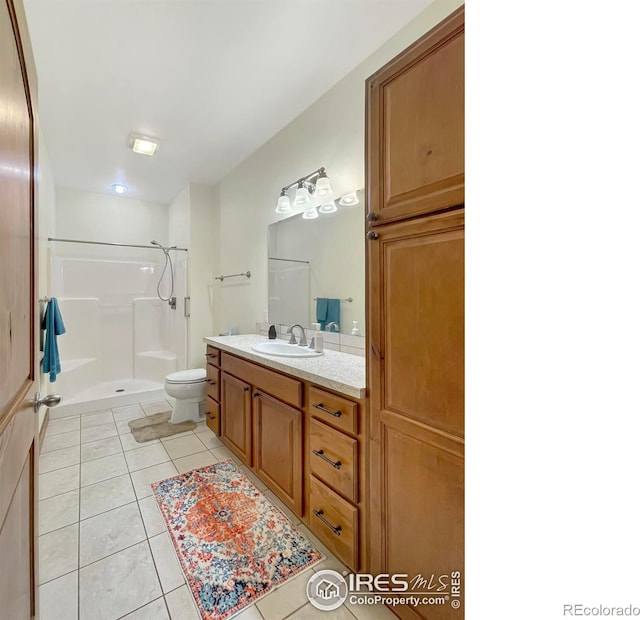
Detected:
left=165, top=368, right=206, bottom=384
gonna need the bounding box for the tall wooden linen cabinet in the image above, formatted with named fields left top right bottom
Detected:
left=365, top=6, right=464, bottom=620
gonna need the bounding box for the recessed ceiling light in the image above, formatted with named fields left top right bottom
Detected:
left=111, top=183, right=128, bottom=194
left=128, top=133, right=159, bottom=156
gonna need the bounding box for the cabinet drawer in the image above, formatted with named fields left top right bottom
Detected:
left=309, top=419, right=358, bottom=503
left=309, top=386, right=358, bottom=435
left=205, top=397, right=220, bottom=436
left=309, top=475, right=358, bottom=570
left=205, top=346, right=221, bottom=367
left=206, top=366, right=220, bottom=401
left=222, top=352, right=302, bottom=408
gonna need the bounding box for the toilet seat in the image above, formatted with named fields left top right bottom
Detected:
left=165, top=368, right=206, bottom=384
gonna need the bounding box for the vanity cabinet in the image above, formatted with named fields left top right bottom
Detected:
left=205, top=345, right=221, bottom=435
left=253, top=391, right=302, bottom=515
left=306, top=386, right=363, bottom=570
left=220, top=372, right=252, bottom=466
left=220, top=351, right=304, bottom=515
left=206, top=344, right=367, bottom=571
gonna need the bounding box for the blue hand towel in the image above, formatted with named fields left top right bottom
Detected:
left=42, top=297, right=66, bottom=382
left=316, top=298, right=328, bottom=330
left=326, top=298, right=340, bottom=329
left=315, top=298, right=340, bottom=331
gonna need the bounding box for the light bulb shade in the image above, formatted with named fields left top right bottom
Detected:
left=339, top=191, right=359, bottom=207
left=294, top=186, right=312, bottom=207
left=314, top=176, right=333, bottom=199
left=318, top=200, right=337, bottom=214
left=302, top=206, right=319, bottom=219
left=275, top=194, right=291, bottom=214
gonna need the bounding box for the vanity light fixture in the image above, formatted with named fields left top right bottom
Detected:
left=275, top=189, right=291, bottom=214
left=293, top=180, right=313, bottom=207
left=275, top=166, right=327, bottom=213
left=339, top=191, right=359, bottom=207
left=128, top=133, right=159, bottom=156
left=110, top=183, right=128, bottom=194
left=274, top=167, right=360, bottom=218
left=314, top=169, right=333, bottom=200
left=302, top=206, right=319, bottom=219
left=318, top=200, right=337, bottom=214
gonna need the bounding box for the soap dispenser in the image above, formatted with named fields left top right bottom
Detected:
left=312, top=322, right=323, bottom=353
left=351, top=321, right=360, bottom=336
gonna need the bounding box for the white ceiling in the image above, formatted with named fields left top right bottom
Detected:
left=23, top=0, right=433, bottom=205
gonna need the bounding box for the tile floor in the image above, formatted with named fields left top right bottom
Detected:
left=39, top=398, right=395, bottom=620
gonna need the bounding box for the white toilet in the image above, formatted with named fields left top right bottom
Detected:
left=164, top=368, right=207, bottom=424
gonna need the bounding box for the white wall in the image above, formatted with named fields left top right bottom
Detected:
left=168, top=182, right=219, bottom=368
left=55, top=187, right=167, bottom=246
left=212, top=0, right=463, bottom=336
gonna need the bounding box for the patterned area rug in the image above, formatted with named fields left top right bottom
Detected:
left=152, top=460, right=323, bottom=619
left=128, top=411, right=196, bottom=442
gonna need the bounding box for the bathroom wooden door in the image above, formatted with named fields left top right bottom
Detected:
left=0, top=0, right=40, bottom=617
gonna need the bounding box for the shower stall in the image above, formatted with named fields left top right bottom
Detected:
left=48, top=238, right=188, bottom=413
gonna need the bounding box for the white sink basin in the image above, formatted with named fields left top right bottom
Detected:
left=251, top=341, right=323, bottom=357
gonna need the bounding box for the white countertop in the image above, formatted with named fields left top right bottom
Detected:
left=202, top=334, right=366, bottom=399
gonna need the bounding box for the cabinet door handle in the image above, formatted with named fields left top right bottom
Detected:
left=253, top=391, right=259, bottom=398
left=312, top=403, right=342, bottom=418
left=366, top=212, right=378, bottom=222
left=313, top=510, right=342, bottom=536
left=243, top=386, right=250, bottom=392
left=366, top=231, right=379, bottom=240
left=312, top=449, right=342, bottom=469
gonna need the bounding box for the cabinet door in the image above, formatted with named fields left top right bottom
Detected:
left=369, top=209, right=464, bottom=439
left=368, top=209, right=464, bottom=619
left=253, top=392, right=302, bottom=515
left=221, top=372, right=252, bottom=465
left=366, top=6, right=464, bottom=224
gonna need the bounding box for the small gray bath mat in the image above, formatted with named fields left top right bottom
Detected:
left=128, top=411, right=196, bottom=443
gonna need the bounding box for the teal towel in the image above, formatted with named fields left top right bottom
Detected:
left=316, top=298, right=328, bottom=329
left=42, top=298, right=66, bottom=382
left=315, top=298, right=340, bottom=331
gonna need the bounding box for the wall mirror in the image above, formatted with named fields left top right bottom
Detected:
left=267, top=195, right=364, bottom=336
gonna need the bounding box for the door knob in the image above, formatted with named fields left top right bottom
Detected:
left=32, top=392, right=61, bottom=413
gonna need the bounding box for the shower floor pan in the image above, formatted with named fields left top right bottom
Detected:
left=50, top=379, right=166, bottom=418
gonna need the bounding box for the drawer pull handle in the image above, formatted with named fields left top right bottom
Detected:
left=313, top=510, right=342, bottom=536
left=206, top=353, right=217, bottom=359
left=207, top=380, right=217, bottom=385
left=313, top=449, right=342, bottom=469
left=313, top=403, right=342, bottom=418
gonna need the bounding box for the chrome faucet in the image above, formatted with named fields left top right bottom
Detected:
left=325, top=322, right=340, bottom=333
left=287, top=324, right=308, bottom=346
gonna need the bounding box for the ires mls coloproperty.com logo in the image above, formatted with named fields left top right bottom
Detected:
left=306, top=570, right=463, bottom=612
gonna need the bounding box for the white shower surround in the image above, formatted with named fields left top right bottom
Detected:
left=49, top=246, right=188, bottom=414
